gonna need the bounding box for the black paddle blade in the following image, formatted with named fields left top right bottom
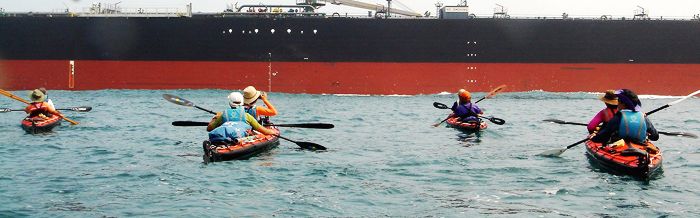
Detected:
left=433, top=102, right=449, bottom=109
left=0, top=108, right=11, bottom=113
left=267, top=123, right=335, bottom=129
left=660, top=131, right=698, bottom=138
left=542, top=119, right=566, bottom=124
left=488, top=117, right=506, bottom=125
left=163, top=94, right=194, bottom=107
left=172, top=121, right=209, bottom=126
left=297, top=141, right=327, bottom=151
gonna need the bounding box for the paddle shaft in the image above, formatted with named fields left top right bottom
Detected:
left=546, top=119, right=696, bottom=138
left=196, top=105, right=216, bottom=115
left=172, top=121, right=335, bottom=129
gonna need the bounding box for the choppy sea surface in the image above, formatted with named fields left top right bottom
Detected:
left=0, top=90, right=698, bottom=217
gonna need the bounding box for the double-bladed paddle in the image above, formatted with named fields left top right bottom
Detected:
left=163, top=94, right=328, bottom=150
left=432, top=102, right=506, bottom=125
left=0, top=89, right=80, bottom=125
left=543, top=119, right=697, bottom=138
left=539, top=89, right=700, bottom=157
left=432, top=85, right=507, bottom=127
left=171, top=121, right=335, bottom=129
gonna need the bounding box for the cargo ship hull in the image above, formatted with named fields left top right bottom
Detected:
left=1, top=16, right=699, bottom=95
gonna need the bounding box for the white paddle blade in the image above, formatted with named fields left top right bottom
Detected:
left=538, top=148, right=567, bottom=157
left=668, top=90, right=700, bottom=106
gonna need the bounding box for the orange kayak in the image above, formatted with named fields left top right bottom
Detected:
left=445, top=117, right=487, bottom=132
left=202, top=128, right=280, bottom=163
left=21, top=116, right=62, bottom=134
left=585, top=139, right=663, bottom=179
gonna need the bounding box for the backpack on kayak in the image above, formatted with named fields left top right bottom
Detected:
left=208, top=107, right=252, bottom=143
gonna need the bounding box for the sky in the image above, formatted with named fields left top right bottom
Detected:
left=1, top=0, right=699, bottom=19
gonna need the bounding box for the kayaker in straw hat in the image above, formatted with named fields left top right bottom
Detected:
left=590, top=89, right=659, bottom=145
left=587, top=90, right=619, bottom=133
left=38, top=87, right=56, bottom=111
left=242, top=86, right=277, bottom=121
left=450, top=89, right=483, bottom=123
left=24, top=89, right=63, bottom=120
left=207, top=92, right=275, bottom=144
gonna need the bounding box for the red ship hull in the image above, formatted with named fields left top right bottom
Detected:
left=1, top=60, right=698, bottom=95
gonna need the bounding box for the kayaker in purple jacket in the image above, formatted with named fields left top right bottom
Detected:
left=450, top=89, right=483, bottom=122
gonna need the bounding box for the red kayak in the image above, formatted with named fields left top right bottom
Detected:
left=21, top=115, right=62, bottom=134
left=202, top=127, right=280, bottom=163
left=585, top=139, right=663, bottom=179
left=445, top=117, right=487, bottom=132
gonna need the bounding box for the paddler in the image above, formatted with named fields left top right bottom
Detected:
left=24, top=89, right=63, bottom=120
left=207, top=92, right=276, bottom=144
left=590, top=89, right=659, bottom=145
left=450, top=89, right=483, bottom=123
left=242, top=86, right=277, bottom=122
left=587, top=90, right=618, bottom=133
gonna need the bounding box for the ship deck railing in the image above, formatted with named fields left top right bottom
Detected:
left=1, top=11, right=699, bottom=21
left=325, top=12, right=700, bottom=21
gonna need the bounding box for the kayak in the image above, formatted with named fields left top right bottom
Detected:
left=445, top=117, right=487, bottom=131
left=585, top=139, right=663, bottom=179
left=202, top=127, right=280, bottom=163
left=21, top=115, right=62, bottom=134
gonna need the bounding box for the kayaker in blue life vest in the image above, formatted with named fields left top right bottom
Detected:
left=450, top=89, right=483, bottom=122
left=590, top=89, right=659, bottom=145
left=587, top=90, right=619, bottom=133
left=207, top=92, right=276, bottom=144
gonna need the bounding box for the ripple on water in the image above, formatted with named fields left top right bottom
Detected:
left=1, top=90, right=699, bottom=217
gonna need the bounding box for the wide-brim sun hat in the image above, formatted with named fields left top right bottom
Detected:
left=29, top=89, right=46, bottom=102
left=599, top=90, right=618, bottom=105
left=243, top=86, right=261, bottom=104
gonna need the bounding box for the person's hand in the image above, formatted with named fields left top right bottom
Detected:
left=588, top=133, right=596, bottom=139
left=260, top=91, right=267, bottom=100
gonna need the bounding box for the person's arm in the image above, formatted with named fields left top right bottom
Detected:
left=256, top=93, right=278, bottom=116
left=587, top=110, right=605, bottom=133
left=591, top=115, right=620, bottom=143
left=46, top=99, right=56, bottom=111
left=206, top=113, right=223, bottom=132
left=473, top=104, right=483, bottom=115
left=246, top=114, right=276, bottom=135
left=47, top=106, right=63, bottom=117
left=645, top=116, right=659, bottom=141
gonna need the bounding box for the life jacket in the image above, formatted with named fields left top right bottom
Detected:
left=208, top=107, right=252, bottom=143
left=456, top=102, right=480, bottom=122
left=601, top=108, right=616, bottom=123
left=618, top=109, right=647, bottom=144
left=25, top=102, right=49, bottom=118
left=245, top=105, right=258, bottom=120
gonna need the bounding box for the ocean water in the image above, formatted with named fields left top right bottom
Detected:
left=0, top=90, right=698, bottom=217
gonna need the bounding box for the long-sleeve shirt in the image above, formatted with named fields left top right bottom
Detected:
left=255, top=97, right=278, bottom=117
left=591, top=112, right=659, bottom=144
left=587, top=108, right=617, bottom=133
